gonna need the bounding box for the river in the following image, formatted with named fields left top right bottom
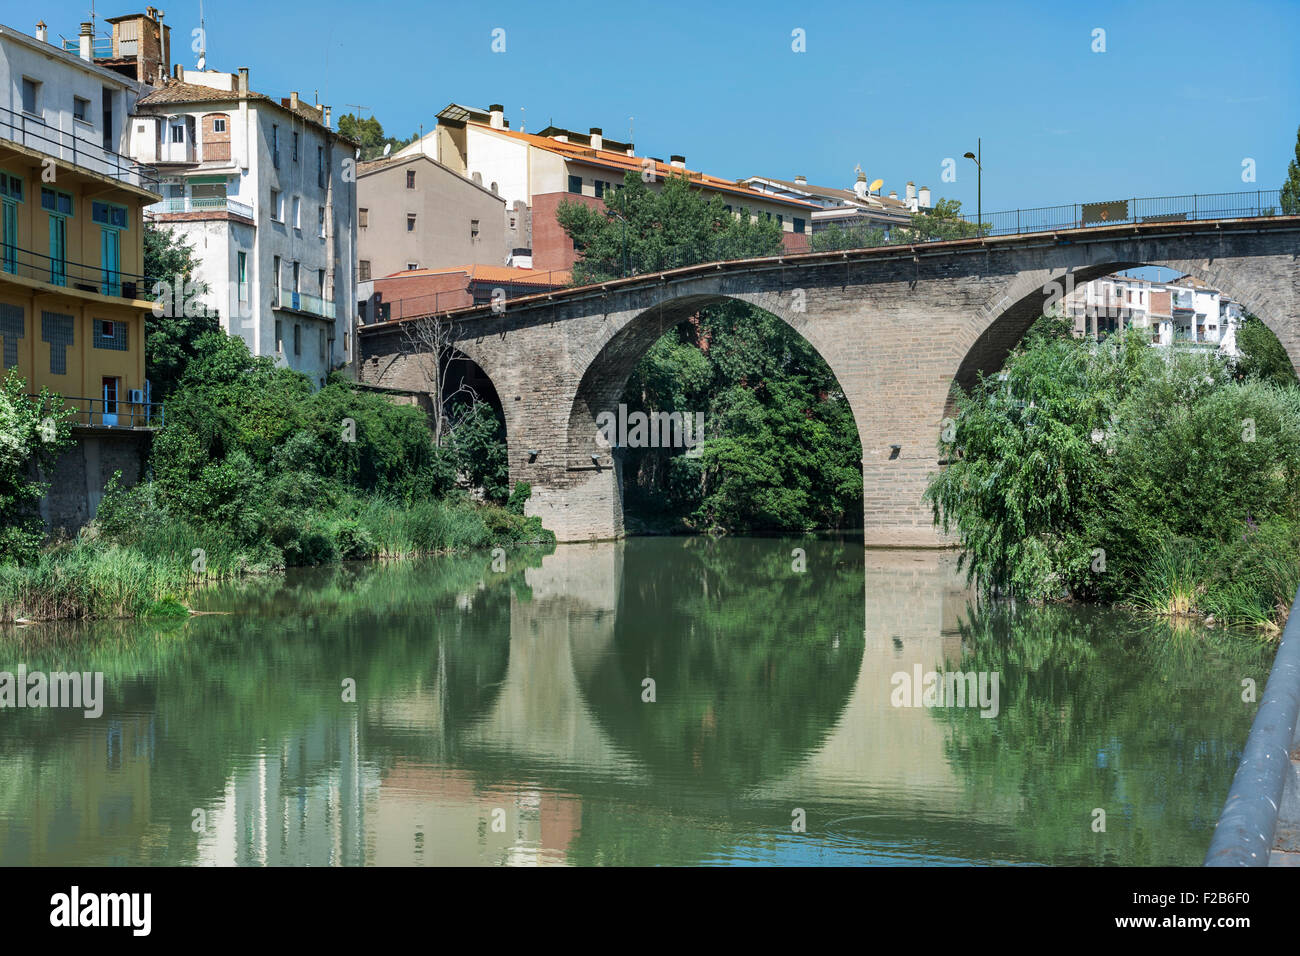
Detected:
left=0, top=536, right=1274, bottom=866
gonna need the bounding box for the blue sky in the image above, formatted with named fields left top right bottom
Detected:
left=32, top=0, right=1300, bottom=213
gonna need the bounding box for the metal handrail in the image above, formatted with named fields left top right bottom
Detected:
left=279, top=287, right=337, bottom=319
left=29, top=393, right=164, bottom=429
left=1, top=243, right=158, bottom=299
left=0, top=105, right=159, bottom=191
left=1206, top=586, right=1300, bottom=866
left=145, top=196, right=255, bottom=218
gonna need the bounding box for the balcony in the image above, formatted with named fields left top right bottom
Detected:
left=277, top=287, right=336, bottom=319
left=0, top=106, right=158, bottom=192
left=145, top=196, right=255, bottom=220
left=32, top=394, right=164, bottom=429
left=2, top=243, right=154, bottom=301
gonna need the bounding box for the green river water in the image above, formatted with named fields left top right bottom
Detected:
left=0, top=536, right=1274, bottom=866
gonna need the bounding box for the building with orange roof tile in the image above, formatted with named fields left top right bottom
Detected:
left=394, top=104, right=820, bottom=271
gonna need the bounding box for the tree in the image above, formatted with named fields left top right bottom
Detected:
left=556, top=171, right=784, bottom=284
left=1282, top=123, right=1300, bottom=216
left=0, top=371, right=74, bottom=564
left=1234, top=314, right=1299, bottom=388
left=903, top=197, right=984, bottom=242
left=401, top=315, right=482, bottom=448
left=808, top=221, right=888, bottom=252
left=143, top=225, right=221, bottom=401
left=337, top=113, right=417, bottom=162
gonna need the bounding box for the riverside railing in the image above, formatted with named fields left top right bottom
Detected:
left=1205, top=585, right=1300, bottom=866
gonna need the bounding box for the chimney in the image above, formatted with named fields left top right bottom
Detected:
left=323, top=106, right=331, bottom=129
left=853, top=169, right=869, bottom=200
left=905, top=181, right=916, bottom=202
left=626, top=145, right=635, bottom=156
left=589, top=127, right=603, bottom=150
left=489, top=104, right=505, bottom=130
left=918, top=186, right=931, bottom=208
left=553, top=133, right=568, bottom=143
left=670, top=154, right=686, bottom=169
left=35, top=21, right=47, bottom=43
left=237, top=68, right=249, bottom=97
left=290, top=91, right=299, bottom=110
left=794, top=174, right=807, bottom=185
left=889, top=190, right=898, bottom=200
left=174, top=64, right=184, bottom=81
left=79, top=21, right=93, bottom=61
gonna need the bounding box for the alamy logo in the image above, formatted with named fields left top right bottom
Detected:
left=594, top=403, right=705, bottom=449
left=890, top=665, right=1000, bottom=718
left=0, top=666, right=104, bottom=718
left=50, top=886, right=151, bottom=936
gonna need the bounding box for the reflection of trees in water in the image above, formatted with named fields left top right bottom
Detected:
left=0, top=550, right=545, bottom=864
left=937, top=603, right=1274, bottom=865
left=574, top=536, right=865, bottom=799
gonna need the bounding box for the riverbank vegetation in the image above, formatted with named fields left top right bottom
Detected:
left=928, top=316, right=1300, bottom=632
left=0, top=329, right=549, bottom=623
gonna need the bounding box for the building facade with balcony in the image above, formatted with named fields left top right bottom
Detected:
left=1, top=15, right=164, bottom=528
left=1062, top=272, right=1243, bottom=354
left=133, top=66, right=358, bottom=387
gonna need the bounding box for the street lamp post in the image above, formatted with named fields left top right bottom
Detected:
left=963, top=138, right=982, bottom=237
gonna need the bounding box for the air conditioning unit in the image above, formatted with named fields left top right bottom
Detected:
left=127, top=389, right=144, bottom=404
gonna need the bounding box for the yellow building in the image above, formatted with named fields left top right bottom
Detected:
left=0, top=140, right=159, bottom=425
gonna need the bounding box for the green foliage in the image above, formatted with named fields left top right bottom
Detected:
left=143, top=226, right=222, bottom=401
left=808, top=221, right=888, bottom=252
left=557, top=171, right=784, bottom=284
left=928, top=325, right=1300, bottom=628
left=336, top=113, right=417, bottom=162
left=1234, top=314, right=1298, bottom=388
left=0, top=372, right=74, bottom=565
left=447, top=400, right=510, bottom=502
left=1282, top=123, right=1300, bottom=216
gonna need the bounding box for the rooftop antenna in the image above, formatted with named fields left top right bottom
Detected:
left=629, top=116, right=634, bottom=143
left=345, top=104, right=370, bottom=118
left=519, top=107, right=525, bottom=133
left=195, top=0, right=206, bottom=70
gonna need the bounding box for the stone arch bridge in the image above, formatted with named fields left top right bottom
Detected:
left=358, top=216, right=1300, bottom=546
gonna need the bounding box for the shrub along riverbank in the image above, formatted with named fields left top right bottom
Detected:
left=0, top=333, right=548, bottom=623
left=928, top=317, right=1300, bottom=633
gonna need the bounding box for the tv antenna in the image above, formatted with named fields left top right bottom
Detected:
left=345, top=104, right=371, bottom=118
left=196, top=0, right=206, bottom=70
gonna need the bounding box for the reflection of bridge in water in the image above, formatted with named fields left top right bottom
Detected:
left=192, top=542, right=1016, bottom=865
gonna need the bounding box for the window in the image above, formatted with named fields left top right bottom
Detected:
left=237, top=251, right=248, bottom=303
left=92, top=202, right=129, bottom=229
left=317, top=268, right=325, bottom=293
left=293, top=323, right=301, bottom=356
left=407, top=213, right=416, bottom=232
left=359, top=207, right=368, bottom=228
left=317, top=146, right=325, bottom=188
left=41, top=188, right=74, bottom=215
left=21, top=78, right=38, bottom=115
left=41, top=312, right=73, bottom=374
left=292, top=195, right=301, bottom=230
left=776, top=215, right=783, bottom=228
left=319, top=328, right=326, bottom=361
left=293, top=130, right=300, bottom=162
left=594, top=180, right=605, bottom=199
left=318, top=205, right=325, bottom=238
left=406, top=169, right=416, bottom=189
left=272, top=125, right=280, bottom=168
left=359, top=260, right=371, bottom=281
left=273, top=256, right=281, bottom=304
left=94, top=318, right=128, bottom=351
left=275, top=319, right=283, bottom=352
left=568, top=175, right=582, bottom=194
left=406, top=262, right=419, bottom=271
left=793, top=217, right=806, bottom=234
left=0, top=173, right=23, bottom=203
left=170, top=123, right=185, bottom=143
left=292, top=261, right=300, bottom=292
left=270, top=189, right=282, bottom=221
left=0, top=304, right=24, bottom=369
left=73, top=96, right=91, bottom=122
left=213, top=117, right=227, bottom=133
left=470, top=219, right=480, bottom=239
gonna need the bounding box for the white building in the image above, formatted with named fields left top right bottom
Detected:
left=740, top=173, right=929, bottom=238
left=1063, top=272, right=1244, bottom=356
left=132, top=66, right=357, bottom=386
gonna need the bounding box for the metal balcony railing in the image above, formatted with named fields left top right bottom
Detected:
left=1, top=243, right=157, bottom=299
left=145, top=196, right=255, bottom=218
left=58, top=36, right=113, bottom=58
left=0, top=106, right=159, bottom=191
left=278, top=287, right=336, bottom=319
left=30, top=394, right=164, bottom=429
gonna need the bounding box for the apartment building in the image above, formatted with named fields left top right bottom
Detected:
left=1, top=15, right=164, bottom=526
left=1063, top=272, right=1243, bottom=353
left=399, top=104, right=819, bottom=271
left=741, top=173, right=929, bottom=237
left=357, top=152, right=506, bottom=280
left=132, top=66, right=358, bottom=387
